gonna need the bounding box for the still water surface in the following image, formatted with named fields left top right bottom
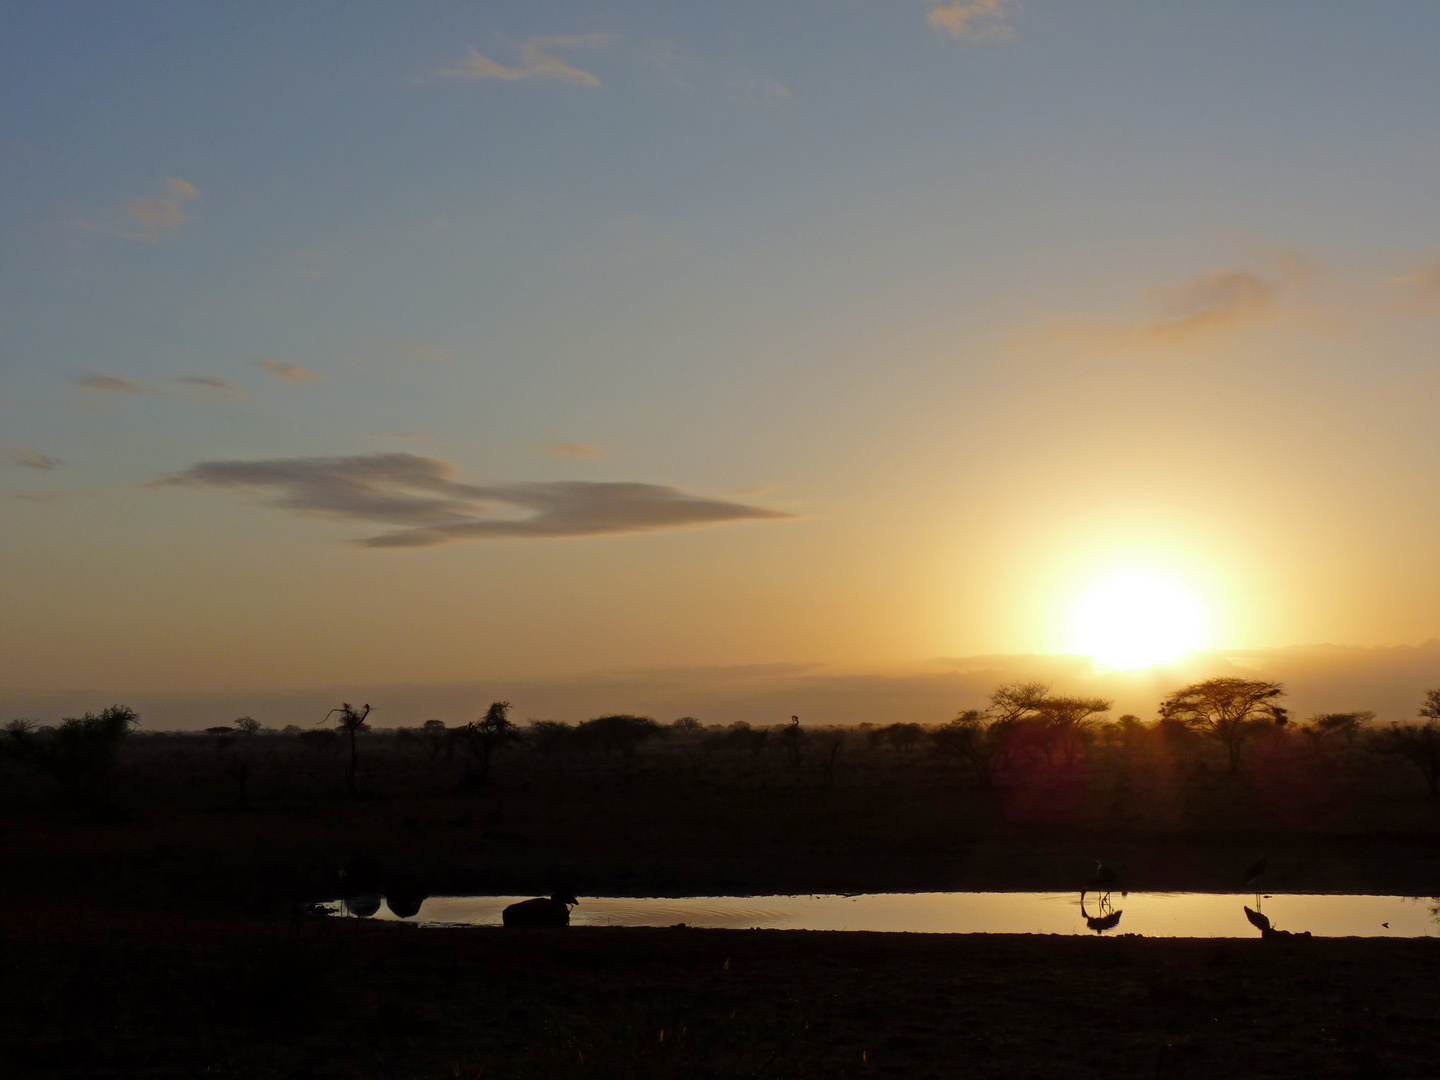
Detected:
left=363, top=892, right=1439, bottom=937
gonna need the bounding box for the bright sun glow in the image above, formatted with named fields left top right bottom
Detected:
left=1071, top=572, right=1206, bottom=670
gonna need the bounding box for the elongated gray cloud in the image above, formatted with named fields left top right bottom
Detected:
left=159, top=453, right=791, bottom=547
left=76, top=374, right=143, bottom=394
left=6, top=447, right=61, bottom=469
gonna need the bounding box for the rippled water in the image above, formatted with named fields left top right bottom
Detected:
left=357, top=892, right=1440, bottom=937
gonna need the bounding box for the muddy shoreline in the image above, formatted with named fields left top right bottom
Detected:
left=4, top=903, right=1439, bottom=1079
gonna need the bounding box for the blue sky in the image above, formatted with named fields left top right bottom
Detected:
left=4, top=2, right=1440, bottom=710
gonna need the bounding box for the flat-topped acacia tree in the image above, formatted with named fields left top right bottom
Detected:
left=322, top=702, right=370, bottom=796
left=1158, top=678, right=1286, bottom=773
left=1373, top=688, right=1440, bottom=798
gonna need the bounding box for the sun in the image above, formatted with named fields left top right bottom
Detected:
left=1070, top=571, right=1205, bottom=670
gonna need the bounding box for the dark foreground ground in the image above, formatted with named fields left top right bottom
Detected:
left=3, top=902, right=1438, bottom=1080
left=3, top=731, right=1439, bottom=1077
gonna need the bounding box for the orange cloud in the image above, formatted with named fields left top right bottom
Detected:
left=257, top=358, right=321, bottom=385
left=1393, top=258, right=1440, bottom=314
left=545, top=442, right=608, bottom=460
left=120, top=177, right=199, bottom=240
left=1055, top=257, right=1335, bottom=351
left=6, top=447, right=61, bottom=470
left=438, top=34, right=613, bottom=86
left=927, top=0, right=1016, bottom=42
left=76, top=374, right=143, bottom=394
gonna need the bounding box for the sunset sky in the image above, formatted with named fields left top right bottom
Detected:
left=4, top=2, right=1440, bottom=724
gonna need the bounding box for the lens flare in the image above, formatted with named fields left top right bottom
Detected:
left=1071, top=572, right=1205, bottom=670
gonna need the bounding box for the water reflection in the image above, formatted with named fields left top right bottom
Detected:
left=336, top=858, right=429, bottom=919
left=1079, top=891, right=1123, bottom=934
left=362, top=891, right=1440, bottom=937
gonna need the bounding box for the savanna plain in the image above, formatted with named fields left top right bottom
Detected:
left=3, top=685, right=1440, bottom=1079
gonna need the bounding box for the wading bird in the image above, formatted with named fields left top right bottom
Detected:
left=502, top=893, right=579, bottom=927
left=1243, top=854, right=1267, bottom=888
left=1086, top=860, right=1121, bottom=896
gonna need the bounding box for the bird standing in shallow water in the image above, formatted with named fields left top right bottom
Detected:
left=1088, top=860, right=1120, bottom=895
left=1243, top=854, right=1267, bottom=889
left=1243, top=854, right=1268, bottom=907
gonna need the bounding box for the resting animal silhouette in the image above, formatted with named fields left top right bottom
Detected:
left=502, top=893, right=579, bottom=927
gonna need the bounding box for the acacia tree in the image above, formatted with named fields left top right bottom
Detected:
left=451, top=701, right=522, bottom=787
left=1157, top=678, right=1286, bottom=773
left=322, top=702, right=370, bottom=795
left=1, top=705, right=139, bottom=813
left=931, top=683, right=1111, bottom=788
left=1372, top=689, right=1440, bottom=798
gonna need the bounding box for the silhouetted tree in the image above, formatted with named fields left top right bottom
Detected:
left=577, top=714, right=665, bottom=758
left=321, top=702, right=371, bottom=795
left=527, top=719, right=575, bottom=758
left=420, top=718, right=447, bottom=759
left=235, top=715, right=262, bottom=735
left=1373, top=689, right=1440, bottom=797
left=1158, top=678, right=1286, bottom=773
left=878, top=722, right=926, bottom=753
left=1301, top=711, right=1373, bottom=751
left=777, top=715, right=805, bottom=769
left=931, top=709, right=1002, bottom=788
left=670, top=716, right=703, bottom=733
left=451, top=701, right=521, bottom=787
left=1, top=705, right=139, bottom=813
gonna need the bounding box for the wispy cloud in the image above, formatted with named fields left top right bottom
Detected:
left=927, top=0, right=1016, bottom=42
left=158, top=452, right=792, bottom=548
left=75, top=177, right=203, bottom=241
left=174, top=375, right=248, bottom=402
left=393, top=341, right=452, bottom=363
left=256, top=358, right=321, bottom=385
left=76, top=374, right=143, bottom=395
left=1144, top=269, right=1280, bottom=337
left=1393, top=257, right=1440, bottom=314
left=438, top=34, right=614, bottom=86
left=732, top=71, right=793, bottom=103
left=1058, top=256, right=1333, bottom=350
left=6, top=447, right=61, bottom=470
left=545, top=442, right=608, bottom=460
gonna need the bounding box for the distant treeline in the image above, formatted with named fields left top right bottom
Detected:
left=3, top=679, right=1438, bottom=817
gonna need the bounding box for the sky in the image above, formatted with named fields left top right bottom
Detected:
left=3, top=2, right=1440, bottom=726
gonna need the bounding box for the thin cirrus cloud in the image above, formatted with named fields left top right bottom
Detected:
left=437, top=34, right=614, bottom=86
left=927, top=0, right=1016, bottom=42
left=76, top=374, right=143, bottom=394
left=158, top=452, right=793, bottom=548
left=6, top=447, right=61, bottom=470
left=1055, top=258, right=1333, bottom=351
left=75, top=177, right=201, bottom=241
left=174, top=375, right=248, bottom=401
left=256, top=358, right=321, bottom=385
left=545, top=442, right=608, bottom=460
left=1394, top=258, right=1440, bottom=313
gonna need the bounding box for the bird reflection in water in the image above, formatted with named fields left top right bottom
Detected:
left=1079, top=890, right=1123, bottom=933
left=1243, top=904, right=1311, bottom=939
left=338, top=857, right=429, bottom=919
left=1079, top=860, right=1125, bottom=933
